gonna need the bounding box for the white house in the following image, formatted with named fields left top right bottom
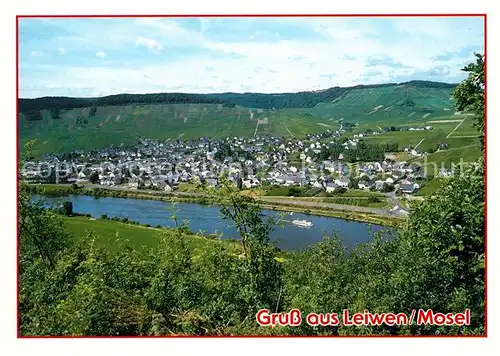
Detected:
left=312, top=180, right=323, bottom=189
left=325, top=183, right=337, bottom=193
left=358, top=181, right=369, bottom=190
left=335, top=176, right=349, bottom=188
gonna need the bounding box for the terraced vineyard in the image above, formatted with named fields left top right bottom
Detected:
left=305, top=85, right=455, bottom=124
left=361, top=115, right=468, bottom=150
left=19, top=81, right=462, bottom=156
left=19, top=104, right=327, bottom=156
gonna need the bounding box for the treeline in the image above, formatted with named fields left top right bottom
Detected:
left=208, top=86, right=346, bottom=109
left=403, top=80, right=457, bottom=89
left=317, top=141, right=398, bottom=162
left=343, top=142, right=398, bottom=163
left=18, top=80, right=457, bottom=114
left=92, top=93, right=225, bottom=107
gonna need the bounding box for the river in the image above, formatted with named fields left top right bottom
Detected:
left=36, top=194, right=395, bottom=252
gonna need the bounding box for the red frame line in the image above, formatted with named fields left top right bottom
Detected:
left=15, top=13, right=487, bottom=338
left=16, top=14, right=486, bottom=18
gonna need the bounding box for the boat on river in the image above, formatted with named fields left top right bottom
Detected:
left=291, top=219, right=313, bottom=227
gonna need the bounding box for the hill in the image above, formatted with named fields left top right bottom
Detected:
left=18, top=81, right=458, bottom=156
left=305, top=83, right=455, bottom=124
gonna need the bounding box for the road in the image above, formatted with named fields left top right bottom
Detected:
left=446, top=114, right=468, bottom=139
left=383, top=191, right=409, bottom=216
left=259, top=196, right=408, bottom=218
left=86, top=184, right=410, bottom=218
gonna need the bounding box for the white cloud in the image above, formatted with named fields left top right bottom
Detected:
left=19, top=17, right=484, bottom=97
left=135, top=36, right=163, bottom=51
left=134, top=18, right=204, bottom=46
left=59, top=48, right=66, bottom=55
left=30, top=50, right=42, bottom=57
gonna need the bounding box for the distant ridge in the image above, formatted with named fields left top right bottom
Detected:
left=19, top=80, right=457, bottom=112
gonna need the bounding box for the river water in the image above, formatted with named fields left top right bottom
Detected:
left=36, top=194, right=395, bottom=252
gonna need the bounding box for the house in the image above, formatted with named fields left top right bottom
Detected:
left=439, top=168, right=452, bottom=177
left=399, top=180, right=416, bottom=194
left=334, top=176, right=349, bottom=188
left=242, top=179, right=252, bottom=189
left=358, top=181, right=370, bottom=190
left=392, top=170, right=405, bottom=180
left=128, top=182, right=139, bottom=189
left=385, top=177, right=395, bottom=184
left=284, top=175, right=301, bottom=186
left=163, top=184, right=172, bottom=192
left=374, top=180, right=385, bottom=190
left=323, top=160, right=336, bottom=173
left=325, top=182, right=338, bottom=193
left=311, top=180, right=323, bottom=189
left=205, top=178, right=218, bottom=187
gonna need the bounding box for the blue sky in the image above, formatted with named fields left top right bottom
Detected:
left=19, top=16, right=484, bottom=98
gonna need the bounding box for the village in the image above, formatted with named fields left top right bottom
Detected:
left=21, top=126, right=453, bottom=197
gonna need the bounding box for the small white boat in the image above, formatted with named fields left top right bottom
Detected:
left=291, top=219, right=313, bottom=227
left=289, top=212, right=294, bottom=215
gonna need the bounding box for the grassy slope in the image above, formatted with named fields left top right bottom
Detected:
left=305, top=85, right=454, bottom=124
left=361, top=115, right=468, bottom=150
left=413, top=178, right=448, bottom=196
left=360, top=114, right=482, bottom=168
left=62, top=216, right=237, bottom=252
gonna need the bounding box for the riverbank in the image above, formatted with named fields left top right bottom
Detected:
left=259, top=202, right=404, bottom=228
left=26, top=183, right=406, bottom=228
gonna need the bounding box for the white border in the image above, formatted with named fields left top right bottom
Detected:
left=1, top=0, right=498, bottom=355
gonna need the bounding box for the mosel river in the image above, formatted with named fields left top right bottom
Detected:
left=37, top=194, right=395, bottom=251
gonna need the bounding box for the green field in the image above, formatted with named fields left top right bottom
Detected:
left=62, top=216, right=237, bottom=253
left=414, top=178, right=448, bottom=196
left=416, top=145, right=483, bottom=171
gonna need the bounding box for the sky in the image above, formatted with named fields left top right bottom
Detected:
left=19, top=16, right=484, bottom=98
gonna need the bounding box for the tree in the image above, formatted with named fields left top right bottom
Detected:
left=59, top=201, right=73, bottom=216
left=212, top=174, right=284, bottom=313
left=89, top=171, right=100, bottom=184
left=381, top=183, right=394, bottom=192
left=452, top=53, right=485, bottom=149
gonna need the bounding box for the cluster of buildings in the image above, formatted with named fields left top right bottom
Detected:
left=21, top=129, right=428, bottom=195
